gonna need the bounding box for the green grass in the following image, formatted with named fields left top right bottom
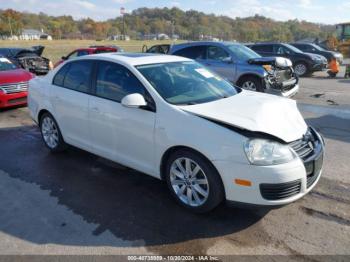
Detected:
left=0, top=40, right=177, bottom=64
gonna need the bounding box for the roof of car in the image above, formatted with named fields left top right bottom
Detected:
left=172, top=41, right=240, bottom=47
left=85, top=52, right=191, bottom=66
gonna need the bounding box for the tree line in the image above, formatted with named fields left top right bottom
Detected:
left=0, top=7, right=335, bottom=42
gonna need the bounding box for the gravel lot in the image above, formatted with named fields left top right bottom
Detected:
left=0, top=69, right=349, bottom=260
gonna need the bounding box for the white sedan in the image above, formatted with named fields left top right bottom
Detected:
left=28, top=53, right=324, bottom=213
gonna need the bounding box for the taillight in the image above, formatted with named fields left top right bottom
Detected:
left=49, top=61, right=54, bottom=70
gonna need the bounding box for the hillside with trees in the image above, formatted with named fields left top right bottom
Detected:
left=0, top=7, right=335, bottom=41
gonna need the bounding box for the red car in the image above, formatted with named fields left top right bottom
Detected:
left=0, top=56, right=34, bottom=109
left=54, top=45, right=122, bottom=67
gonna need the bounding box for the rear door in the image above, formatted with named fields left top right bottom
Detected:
left=50, top=60, right=93, bottom=151
left=89, top=60, right=156, bottom=174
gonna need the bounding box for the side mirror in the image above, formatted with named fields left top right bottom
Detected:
left=62, top=56, right=67, bottom=60
left=222, top=56, right=233, bottom=63
left=121, top=93, right=147, bottom=108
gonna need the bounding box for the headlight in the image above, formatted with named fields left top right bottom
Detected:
left=244, top=139, right=297, bottom=165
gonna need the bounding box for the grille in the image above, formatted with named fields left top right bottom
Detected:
left=260, top=179, right=302, bottom=200
left=0, top=82, right=28, bottom=94
left=289, top=131, right=315, bottom=160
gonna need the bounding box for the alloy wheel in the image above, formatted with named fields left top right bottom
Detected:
left=169, top=157, right=209, bottom=207
left=241, top=81, right=257, bottom=91
left=41, top=116, right=59, bottom=149
left=294, top=64, right=307, bottom=76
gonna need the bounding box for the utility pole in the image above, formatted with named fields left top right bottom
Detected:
left=7, top=16, right=13, bottom=37
left=120, top=7, right=125, bottom=40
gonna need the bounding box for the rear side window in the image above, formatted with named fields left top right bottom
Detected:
left=95, top=61, right=146, bottom=102
left=63, top=60, right=93, bottom=93
left=251, top=45, right=273, bottom=52
left=173, top=46, right=206, bottom=60
left=53, top=64, right=70, bottom=86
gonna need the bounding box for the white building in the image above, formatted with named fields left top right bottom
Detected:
left=19, top=29, right=52, bottom=40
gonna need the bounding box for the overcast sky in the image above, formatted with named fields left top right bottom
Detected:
left=1, top=0, right=349, bottom=24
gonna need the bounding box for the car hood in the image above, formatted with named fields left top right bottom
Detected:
left=248, top=57, right=292, bottom=68
left=304, top=52, right=327, bottom=61
left=0, top=68, right=33, bottom=84
left=178, top=91, right=307, bottom=143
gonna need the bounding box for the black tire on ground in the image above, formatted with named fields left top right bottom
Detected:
left=165, top=149, right=225, bottom=213
left=238, top=76, right=265, bottom=92
left=294, top=62, right=309, bottom=77
left=39, top=112, right=68, bottom=153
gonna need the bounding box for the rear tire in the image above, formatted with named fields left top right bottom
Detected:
left=165, top=149, right=225, bottom=213
left=239, top=76, right=264, bottom=92
left=40, top=112, right=67, bottom=153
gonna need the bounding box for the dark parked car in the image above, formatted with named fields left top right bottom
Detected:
left=247, top=43, right=328, bottom=76
left=0, top=46, right=52, bottom=75
left=290, top=43, right=344, bottom=64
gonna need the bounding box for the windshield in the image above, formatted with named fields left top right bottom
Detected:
left=137, top=61, right=239, bottom=105
left=0, top=57, right=17, bottom=71
left=284, top=44, right=303, bottom=53
left=226, top=44, right=260, bottom=60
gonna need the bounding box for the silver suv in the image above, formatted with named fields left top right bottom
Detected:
left=166, top=41, right=299, bottom=97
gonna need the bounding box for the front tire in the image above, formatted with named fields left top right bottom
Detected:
left=165, top=149, right=224, bottom=213
left=239, top=76, right=264, bottom=92
left=294, top=62, right=309, bottom=77
left=40, top=113, right=67, bottom=152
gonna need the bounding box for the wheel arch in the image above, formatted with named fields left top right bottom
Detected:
left=236, top=73, right=263, bottom=86
left=37, top=109, right=51, bottom=124
left=159, top=145, right=226, bottom=198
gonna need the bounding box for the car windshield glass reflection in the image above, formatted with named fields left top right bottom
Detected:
left=137, top=61, right=239, bottom=105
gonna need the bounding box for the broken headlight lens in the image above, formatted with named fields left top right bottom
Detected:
left=244, top=139, right=296, bottom=165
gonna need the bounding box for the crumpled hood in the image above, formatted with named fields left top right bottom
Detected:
left=179, top=91, right=307, bottom=143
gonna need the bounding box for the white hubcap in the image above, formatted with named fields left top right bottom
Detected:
left=242, top=81, right=256, bottom=90
left=170, top=157, right=209, bottom=207
left=41, top=117, right=59, bottom=149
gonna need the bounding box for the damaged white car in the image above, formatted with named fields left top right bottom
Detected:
left=28, top=53, right=324, bottom=213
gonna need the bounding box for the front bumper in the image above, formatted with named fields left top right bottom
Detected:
left=268, top=83, right=299, bottom=98
left=213, top=128, right=324, bottom=206
left=0, top=92, right=27, bottom=108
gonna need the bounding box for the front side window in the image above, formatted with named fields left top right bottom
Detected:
left=207, top=46, right=229, bottom=60
left=63, top=60, right=93, bottom=93
left=95, top=61, right=146, bottom=102
left=226, top=44, right=260, bottom=61
left=173, top=46, right=206, bottom=60
left=137, top=61, right=239, bottom=105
